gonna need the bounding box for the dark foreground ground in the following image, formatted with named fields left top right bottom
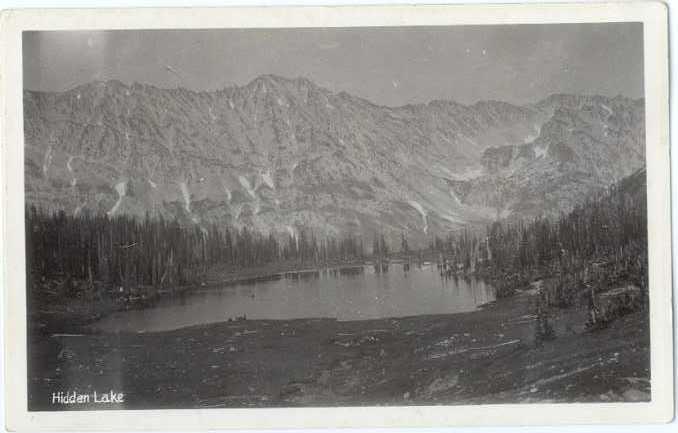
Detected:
left=27, top=285, right=650, bottom=410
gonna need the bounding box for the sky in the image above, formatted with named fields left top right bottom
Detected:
left=23, top=23, right=643, bottom=106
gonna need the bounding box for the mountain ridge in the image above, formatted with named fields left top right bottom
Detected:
left=25, top=74, right=643, bottom=111
left=23, top=74, right=645, bottom=247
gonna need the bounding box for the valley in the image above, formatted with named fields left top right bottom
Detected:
left=24, top=75, right=650, bottom=409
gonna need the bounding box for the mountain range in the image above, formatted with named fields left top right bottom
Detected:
left=23, top=75, right=645, bottom=246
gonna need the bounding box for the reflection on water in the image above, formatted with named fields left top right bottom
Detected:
left=93, top=264, right=495, bottom=333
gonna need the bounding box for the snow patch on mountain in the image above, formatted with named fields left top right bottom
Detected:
left=439, top=213, right=461, bottom=224
left=408, top=200, right=429, bottom=234
left=66, top=156, right=77, bottom=187
left=232, top=204, right=243, bottom=221
left=449, top=189, right=462, bottom=205
left=179, top=181, right=191, bottom=214
left=261, top=170, right=275, bottom=190
left=42, top=144, right=53, bottom=177
left=437, top=165, right=483, bottom=181
left=524, top=124, right=542, bottom=143
left=239, top=176, right=257, bottom=198
left=74, top=201, right=86, bottom=217
left=286, top=225, right=297, bottom=239
left=108, top=181, right=127, bottom=216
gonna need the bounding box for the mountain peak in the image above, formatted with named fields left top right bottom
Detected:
left=23, top=75, right=644, bottom=244
left=246, top=74, right=319, bottom=90
left=247, top=74, right=286, bottom=86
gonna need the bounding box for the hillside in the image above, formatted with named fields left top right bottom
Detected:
left=24, top=75, right=644, bottom=246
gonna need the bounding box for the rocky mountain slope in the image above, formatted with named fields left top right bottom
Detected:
left=449, top=94, right=645, bottom=220
left=23, top=75, right=644, bottom=246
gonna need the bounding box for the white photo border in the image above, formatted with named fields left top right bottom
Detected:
left=1, top=3, right=672, bottom=430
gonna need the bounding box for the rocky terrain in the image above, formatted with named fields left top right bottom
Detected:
left=24, top=75, right=644, bottom=246
left=452, top=94, right=645, bottom=219
left=28, top=287, right=650, bottom=410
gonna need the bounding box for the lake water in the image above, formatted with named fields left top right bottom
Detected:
left=92, top=263, right=495, bottom=333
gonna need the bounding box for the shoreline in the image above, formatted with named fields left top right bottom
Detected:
left=28, top=287, right=650, bottom=410
left=29, top=259, right=471, bottom=335
left=28, top=261, right=373, bottom=335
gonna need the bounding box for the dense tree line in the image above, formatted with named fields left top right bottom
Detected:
left=25, top=206, right=365, bottom=290
left=372, top=233, right=389, bottom=257
left=26, top=169, right=647, bottom=311
left=428, top=170, right=648, bottom=303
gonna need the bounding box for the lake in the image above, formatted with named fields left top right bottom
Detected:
left=92, top=263, right=495, bottom=333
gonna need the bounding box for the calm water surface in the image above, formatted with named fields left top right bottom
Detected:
left=93, top=264, right=495, bottom=333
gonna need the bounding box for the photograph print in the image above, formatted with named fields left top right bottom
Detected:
left=23, top=22, right=652, bottom=411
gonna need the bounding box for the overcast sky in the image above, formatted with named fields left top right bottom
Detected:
left=23, top=23, right=643, bottom=106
